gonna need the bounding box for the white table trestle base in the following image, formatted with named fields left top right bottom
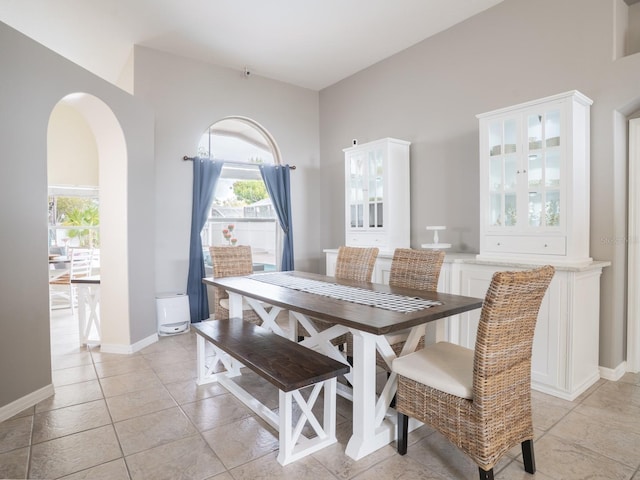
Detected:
left=290, top=311, right=353, bottom=380
left=234, top=293, right=425, bottom=460
left=227, top=292, right=285, bottom=337
left=343, top=328, right=420, bottom=459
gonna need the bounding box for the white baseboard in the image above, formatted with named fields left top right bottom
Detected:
left=600, top=362, right=627, bottom=381
left=0, top=384, right=54, bottom=423
left=100, top=333, right=158, bottom=354
left=1, top=334, right=160, bottom=421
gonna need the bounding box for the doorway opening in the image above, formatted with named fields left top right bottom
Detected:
left=47, top=92, right=130, bottom=352
left=628, top=117, right=640, bottom=372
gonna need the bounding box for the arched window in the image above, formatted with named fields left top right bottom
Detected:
left=198, top=117, right=281, bottom=272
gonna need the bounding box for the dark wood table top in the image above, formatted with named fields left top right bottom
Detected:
left=70, top=275, right=100, bottom=284
left=49, top=255, right=70, bottom=263
left=204, top=271, right=483, bottom=336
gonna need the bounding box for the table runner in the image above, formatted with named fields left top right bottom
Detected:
left=249, top=272, right=442, bottom=313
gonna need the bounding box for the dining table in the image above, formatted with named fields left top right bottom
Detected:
left=202, top=270, right=483, bottom=460
left=48, top=255, right=70, bottom=278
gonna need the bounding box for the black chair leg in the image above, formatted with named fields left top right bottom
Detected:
left=522, top=439, right=536, bottom=474
left=387, top=372, right=397, bottom=408
left=397, top=412, right=408, bottom=455
left=478, top=467, right=494, bottom=480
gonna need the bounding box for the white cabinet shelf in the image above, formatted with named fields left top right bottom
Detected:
left=344, top=138, right=410, bottom=252
left=477, top=91, right=593, bottom=265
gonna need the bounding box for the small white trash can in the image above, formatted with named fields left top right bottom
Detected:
left=156, top=293, right=190, bottom=335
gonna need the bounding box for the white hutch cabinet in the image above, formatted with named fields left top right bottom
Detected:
left=464, top=91, right=607, bottom=399
left=343, top=138, right=410, bottom=252
left=477, top=90, right=593, bottom=265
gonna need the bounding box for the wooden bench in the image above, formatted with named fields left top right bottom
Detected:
left=193, top=318, right=350, bottom=465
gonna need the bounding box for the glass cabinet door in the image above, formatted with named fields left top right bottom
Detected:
left=348, top=153, right=365, bottom=228
left=487, top=118, right=518, bottom=228
left=479, top=90, right=591, bottom=262
left=367, top=149, right=384, bottom=228
left=526, top=109, right=561, bottom=229
left=348, top=148, right=385, bottom=231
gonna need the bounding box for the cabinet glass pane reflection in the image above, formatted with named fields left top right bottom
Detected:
left=528, top=153, right=542, bottom=188
left=546, top=150, right=560, bottom=187
left=545, top=110, right=560, bottom=147
left=528, top=192, right=542, bottom=227
left=489, top=121, right=502, bottom=156
left=504, top=119, right=517, bottom=154
left=505, top=155, right=518, bottom=189
left=528, top=114, right=543, bottom=150
left=490, top=157, right=503, bottom=190
left=349, top=155, right=365, bottom=228
left=505, top=193, right=517, bottom=226
left=366, top=151, right=384, bottom=228
left=546, top=190, right=560, bottom=226
left=490, top=193, right=502, bottom=226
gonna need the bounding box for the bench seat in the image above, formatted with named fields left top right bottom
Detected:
left=193, top=318, right=350, bottom=465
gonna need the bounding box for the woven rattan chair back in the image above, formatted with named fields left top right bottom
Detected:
left=472, top=265, right=555, bottom=404
left=367, top=248, right=446, bottom=370
left=334, top=246, right=379, bottom=282
left=388, top=248, right=445, bottom=290
left=395, top=265, right=555, bottom=480
left=209, top=245, right=260, bottom=324
left=210, top=245, right=253, bottom=278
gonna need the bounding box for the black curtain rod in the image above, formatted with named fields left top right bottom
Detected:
left=182, top=156, right=296, bottom=170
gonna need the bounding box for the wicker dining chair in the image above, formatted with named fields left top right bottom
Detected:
left=392, top=265, right=555, bottom=480
left=298, top=245, right=379, bottom=346
left=372, top=248, right=445, bottom=371
left=209, top=245, right=261, bottom=325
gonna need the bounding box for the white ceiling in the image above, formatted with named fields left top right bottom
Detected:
left=0, top=0, right=504, bottom=91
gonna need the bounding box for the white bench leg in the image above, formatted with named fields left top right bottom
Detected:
left=277, top=378, right=338, bottom=466
left=196, top=335, right=242, bottom=385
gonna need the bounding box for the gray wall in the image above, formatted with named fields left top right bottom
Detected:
left=319, top=0, right=640, bottom=370
left=0, top=22, right=155, bottom=410
left=4, top=0, right=639, bottom=411
left=131, top=47, right=322, bottom=295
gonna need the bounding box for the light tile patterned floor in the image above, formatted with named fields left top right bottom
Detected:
left=1, top=309, right=640, bottom=479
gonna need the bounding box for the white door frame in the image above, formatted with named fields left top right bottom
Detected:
left=627, top=118, right=640, bottom=372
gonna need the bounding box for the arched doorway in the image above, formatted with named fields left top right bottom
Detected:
left=47, top=93, right=131, bottom=351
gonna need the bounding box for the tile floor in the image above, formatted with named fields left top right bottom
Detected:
left=1, top=309, right=640, bottom=479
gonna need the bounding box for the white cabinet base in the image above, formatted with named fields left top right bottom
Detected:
left=324, top=249, right=608, bottom=400
left=450, top=260, right=606, bottom=401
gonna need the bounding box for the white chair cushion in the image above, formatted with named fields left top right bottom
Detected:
left=219, top=298, right=255, bottom=311
left=392, top=341, right=474, bottom=399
